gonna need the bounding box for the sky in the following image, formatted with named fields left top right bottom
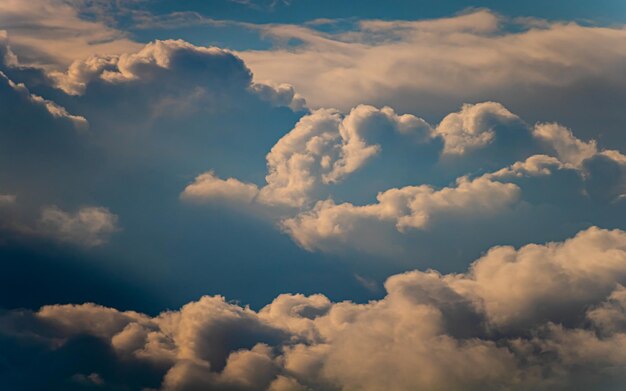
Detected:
left=1, top=0, right=626, bottom=390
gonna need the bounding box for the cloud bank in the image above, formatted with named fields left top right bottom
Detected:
left=3, top=227, right=626, bottom=390
left=240, top=10, right=626, bottom=149
left=0, top=0, right=140, bottom=68
left=183, top=100, right=626, bottom=257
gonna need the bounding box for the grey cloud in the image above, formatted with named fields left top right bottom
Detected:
left=37, top=206, right=119, bottom=247
left=0, top=37, right=304, bottom=252
left=0, top=70, right=86, bottom=131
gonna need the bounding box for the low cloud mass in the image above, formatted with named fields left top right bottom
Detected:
left=3, top=228, right=626, bottom=390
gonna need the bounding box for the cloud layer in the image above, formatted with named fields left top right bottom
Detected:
left=240, top=10, right=626, bottom=149
left=183, top=100, right=626, bottom=257
left=0, top=0, right=140, bottom=68
left=3, top=227, right=626, bottom=390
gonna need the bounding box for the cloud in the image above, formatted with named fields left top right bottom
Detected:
left=44, top=38, right=304, bottom=130
left=322, top=105, right=432, bottom=183
left=46, top=37, right=305, bottom=117
left=281, top=176, right=520, bottom=251
left=0, top=194, right=16, bottom=205
left=184, top=99, right=626, bottom=257
left=51, top=39, right=253, bottom=96
left=487, top=154, right=566, bottom=179
left=258, top=105, right=431, bottom=207
left=0, top=36, right=309, bottom=256
left=183, top=105, right=432, bottom=208
left=2, top=227, right=626, bottom=390
left=0, top=70, right=87, bottom=130
left=434, top=101, right=520, bottom=155
left=251, top=81, right=307, bottom=112
left=239, top=10, right=626, bottom=150
left=533, top=122, right=597, bottom=167
left=38, top=206, right=119, bottom=247
left=182, top=171, right=260, bottom=205
left=229, top=0, right=293, bottom=10
left=0, top=0, right=140, bottom=68
left=1, top=14, right=626, bottom=372
left=241, top=10, right=626, bottom=109
left=455, top=226, right=626, bottom=329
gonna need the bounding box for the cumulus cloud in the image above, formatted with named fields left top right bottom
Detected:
left=587, top=285, right=626, bottom=335
left=0, top=70, right=87, bottom=130
left=323, top=105, right=432, bottom=183
left=434, top=101, right=520, bottom=155
left=454, top=227, right=626, bottom=328
left=487, top=154, right=566, bottom=179
left=3, top=227, right=626, bottom=390
left=51, top=39, right=252, bottom=96
left=533, top=122, right=598, bottom=167
left=182, top=171, right=260, bottom=205
left=281, top=176, right=520, bottom=251
left=38, top=206, right=119, bottom=247
left=0, top=36, right=311, bottom=254
left=48, top=38, right=304, bottom=115
left=251, top=81, right=307, bottom=112
left=184, top=99, right=626, bottom=256
left=183, top=105, right=433, bottom=208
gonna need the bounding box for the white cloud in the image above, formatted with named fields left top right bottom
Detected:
left=251, top=81, right=307, bottom=111
left=0, top=0, right=140, bottom=68
left=239, top=10, right=626, bottom=117
left=487, top=154, right=566, bottom=179
left=258, top=108, right=343, bottom=207
left=182, top=99, right=626, bottom=255
left=435, top=101, right=519, bottom=155
left=38, top=302, right=150, bottom=338
left=4, top=227, right=626, bottom=390
left=453, top=226, right=626, bottom=328
left=533, top=122, right=598, bottom=167
left=324, top=105, right=432, bottom=183
left=38, top=205, right=119, bottom=247
left=183, top=105, right=432, bottom=208
left=181, top=171, right=260, bottom=204
left=51, top=39, right=251, bottom=95
left=267, top=375, right=312, bottom=391
left=281, top=176, right=520, bottom=251
left=46, top=38, right=306, bottom=118
left=587, top=285, right=626, bottom=335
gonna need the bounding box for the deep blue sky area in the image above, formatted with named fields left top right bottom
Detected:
left=126, top=0, right=626, bottom=49
left=151, top=0, right=626, bottom=24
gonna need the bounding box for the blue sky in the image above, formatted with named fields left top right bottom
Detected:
left=133, top=0, right=626, bottom=25
left=1, top=1, right=626, bottom=390
left=90, top=1, right=626, bottom=52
